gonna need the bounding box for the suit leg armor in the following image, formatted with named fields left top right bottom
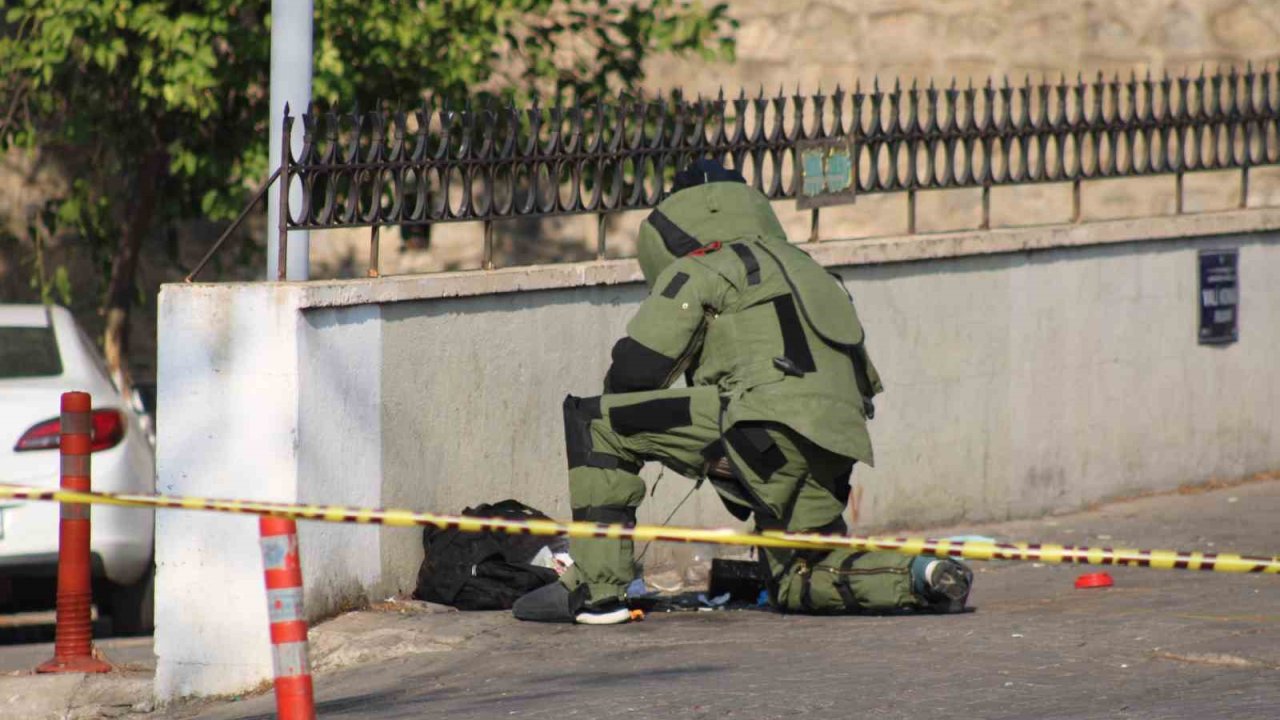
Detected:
left=560, top=387, right=724, bottom=606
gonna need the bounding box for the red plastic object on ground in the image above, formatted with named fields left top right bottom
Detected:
left=36, top=392, right=112, bottom=674
left=1075, top=572, right=1115, bottom=589
left=260, top=517, right=316, bottom=720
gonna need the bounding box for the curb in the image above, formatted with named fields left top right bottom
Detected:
left=0, top=671, right=153, bottom=719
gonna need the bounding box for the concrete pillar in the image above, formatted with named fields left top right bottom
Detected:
left=154, top=285, right=303, bottom=699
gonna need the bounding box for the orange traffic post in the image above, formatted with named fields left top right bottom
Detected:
left=259, top=517, right=316, bottom=720
left=37, top=391, right=112, bottom=674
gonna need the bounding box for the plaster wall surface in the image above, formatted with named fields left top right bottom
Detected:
left=297, top=305, right=386, bottom=608
left=154, top=285, right=302, bottom=700
left=851, top=237, right=1280, bottom=529
left=155, top=293, right=389, bottom=701
left=375, top=231, right=1280, bottom=586
left=377, top=283, right=744, bottom=590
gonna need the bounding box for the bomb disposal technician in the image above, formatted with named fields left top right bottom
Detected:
left=515, top=161, right=972, bottom=625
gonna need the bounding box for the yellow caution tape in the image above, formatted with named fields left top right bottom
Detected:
left=1, top=483, right=1277, bottom=574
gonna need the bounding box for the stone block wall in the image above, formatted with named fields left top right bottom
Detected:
left=311, top=0, right=1280, bottom=278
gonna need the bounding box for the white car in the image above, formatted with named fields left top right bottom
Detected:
left=0, top=304, right=156, bottom=633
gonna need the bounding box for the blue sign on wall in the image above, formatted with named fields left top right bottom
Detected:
left=1198, top=249, right=1238, bottom=345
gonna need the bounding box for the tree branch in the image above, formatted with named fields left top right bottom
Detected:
left=0, top=80, right=30, bottom=139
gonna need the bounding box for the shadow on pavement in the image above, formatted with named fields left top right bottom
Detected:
left=223, top=663, right=727, bottom=719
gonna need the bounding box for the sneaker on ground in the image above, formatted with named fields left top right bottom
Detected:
left=574, top=602, right=632, bottom=625
left=514, top=582, right=632, bottom=624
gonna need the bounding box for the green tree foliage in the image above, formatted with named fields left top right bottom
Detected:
left=0, top=0, right=735, bottom=383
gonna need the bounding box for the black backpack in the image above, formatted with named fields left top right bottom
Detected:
left=413, top=500, right=561, bottom=611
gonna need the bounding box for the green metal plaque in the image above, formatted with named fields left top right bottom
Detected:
left=797, top=139, right=857, bottom=209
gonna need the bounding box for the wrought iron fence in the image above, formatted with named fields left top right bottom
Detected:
left=270, top=66, right=1280, bottom=278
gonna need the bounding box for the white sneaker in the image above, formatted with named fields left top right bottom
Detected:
left=574, top=605, right=632, bottom=625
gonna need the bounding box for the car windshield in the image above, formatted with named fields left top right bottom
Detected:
left=0, top=326, right=63, bottom=378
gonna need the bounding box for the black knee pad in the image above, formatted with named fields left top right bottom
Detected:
left=563, top=395, right=603, bottom=469
left=562, top=395, right=641, bottom=473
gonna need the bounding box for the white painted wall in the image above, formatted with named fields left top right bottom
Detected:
left=297, top=305, right=385, bottom=607
left=155, top=210, right=1280, bottom=701
left=374, top=231, right=1280, bottom=586
left=852, top=238, right=1279, bottom=528
left=155, top=292, right=388, bottom=700
left=155, top=285, right=301, bottom=699
left=377, top=282, right=740, bottom=592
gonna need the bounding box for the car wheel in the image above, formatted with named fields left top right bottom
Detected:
left=107, top=562, right=154, bottom=636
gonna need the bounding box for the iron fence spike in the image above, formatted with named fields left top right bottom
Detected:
left=278, top=67, right=1280, bottom=232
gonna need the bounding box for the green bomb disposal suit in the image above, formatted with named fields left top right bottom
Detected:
left=518, top=167, right=971, bottom=621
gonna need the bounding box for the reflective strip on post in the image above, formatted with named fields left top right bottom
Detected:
left=60, top=408, right=92, bottom=436
left=267, top=588, right=305, bottom=624
left=260, top=534, right=298, bottom=571
left=272, top=640, right=312, bottom=677
left=259, top=517, right=316, bottom=720
left=60, top=454, right=90, bottom=478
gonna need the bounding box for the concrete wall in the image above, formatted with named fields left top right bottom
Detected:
left=155, top=286, right=301, bottom=699
left=155, top=293, right=390, bottom=698
left=155, top=208, right=1280, bottom=700
left=855, top=237, right=1279, bottom=526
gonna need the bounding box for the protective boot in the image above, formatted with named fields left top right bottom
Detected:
left=513, top=582, right=588, bottom=623
left=512, top=582, right=632, bottom=625
left=923, top=558, right=973, bottom=613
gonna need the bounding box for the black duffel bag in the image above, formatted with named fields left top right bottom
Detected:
left=413, top=500, right=561, bottom=611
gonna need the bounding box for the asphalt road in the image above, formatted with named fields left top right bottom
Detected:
left=171, top=477, right=1280, bottom=720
